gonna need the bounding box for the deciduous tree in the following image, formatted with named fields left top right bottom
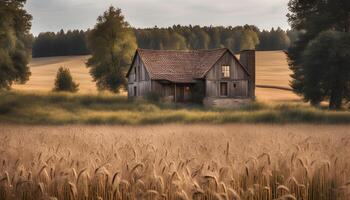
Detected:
left=0, top=0, right=32, bottom=89
left=240, top=29, right=259, bottom=50
left=287, top=0, right=350, bottom=109
left=300, top=31, right=350, bottom=109
left=86, top=6, right=137, bottom=93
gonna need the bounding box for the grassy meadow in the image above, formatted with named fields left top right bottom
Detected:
left=13, top=55, right=95, bottom=93
left=0, top=124, right=349, bottom=200
left=0, top=91, right=349, bottom=125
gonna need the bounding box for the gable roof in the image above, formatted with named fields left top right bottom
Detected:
left=127, top=48, right=249, bottom=83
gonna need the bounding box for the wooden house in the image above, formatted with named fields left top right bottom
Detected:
left=126, top=48, right=255, bottom=107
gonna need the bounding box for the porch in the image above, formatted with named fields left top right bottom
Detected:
left=153, top=81, right=194, bottom=103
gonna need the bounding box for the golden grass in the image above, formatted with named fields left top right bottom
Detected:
left=0, top=124, right=349, bottom=200
left=0, top=91, right=349, bottom=125
left=255, top=51, right=300, bottom=102
left=13, top=55, right=96, bottom=93
left=12, top=51, right=300, bottom=102
left=256, top=51, right=291, bottom=88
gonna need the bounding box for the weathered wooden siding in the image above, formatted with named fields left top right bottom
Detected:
left=127, top=54, right=151, bottom=97
left=205, top=51, right=249, bottom=98
left=151, top=81, right=162, bottom=94
left=240, top=50, right=256, bottom=99
left=151, top=81, right=193, bottom=102
left=152, top=81, right=175, bottom=101
left=230, top=80, right=248, bottom=97
left=163, top=84, right=175, bottom=97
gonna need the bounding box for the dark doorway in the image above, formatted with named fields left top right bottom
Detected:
left=175, top=84, right=192, bottom=102
left=220, top=82, right=228, bottom=96
left=176, top=86, right=185, bottom=102
left=133, top=86, right=137, bottom=96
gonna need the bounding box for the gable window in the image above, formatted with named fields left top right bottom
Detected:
left=222, top=65, right=230, bottom=78
left=220, top=82, right=228, bottom=97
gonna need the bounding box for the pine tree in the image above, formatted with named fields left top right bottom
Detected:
left=53, top=67, right=79, bottom=92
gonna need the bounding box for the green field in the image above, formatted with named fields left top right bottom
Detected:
left=0, top=91, right=349, bottom=125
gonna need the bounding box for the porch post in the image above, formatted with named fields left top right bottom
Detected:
left=174, top=83, right=177, bottom=103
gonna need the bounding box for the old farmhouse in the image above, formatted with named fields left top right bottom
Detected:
left=126, top=48, right=255, bottom=107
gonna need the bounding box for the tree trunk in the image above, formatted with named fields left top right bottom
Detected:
left=329, top=87, right=343, bottom=110
left=310, top=99, right=321, bottom=107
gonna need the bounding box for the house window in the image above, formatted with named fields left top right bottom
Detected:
left=220, top=82, right=228, bottom=96
left=233, top=83, right=237, bottom=88
left=222, top=65, right=230, bottom=78
left=133, top=86, right=137, bottom=96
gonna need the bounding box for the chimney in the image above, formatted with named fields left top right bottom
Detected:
left=240, top=50, right=256, bottom=99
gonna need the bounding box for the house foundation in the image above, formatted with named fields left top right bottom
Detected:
left=203, top=97, right=252, bottom=108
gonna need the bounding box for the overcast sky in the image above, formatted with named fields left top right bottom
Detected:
left=25, top=0, right=290, bottom=36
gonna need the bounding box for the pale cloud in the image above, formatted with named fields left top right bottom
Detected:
left=26, top=0, right=290, bottom=35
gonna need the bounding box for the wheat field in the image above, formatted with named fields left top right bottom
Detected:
left=0, top=124, right=349, bottom=200
left=12, top=51, right=300, bottom=102
left=13, top=55, right=96, bottom=93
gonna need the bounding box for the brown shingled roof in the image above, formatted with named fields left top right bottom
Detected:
left=128, top=48, right=242, bottom=83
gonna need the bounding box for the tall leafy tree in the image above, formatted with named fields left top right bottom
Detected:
left=287, top=0, right=350, bottom=109
left=87, top=6, right=137, bottom=93
left=300, top=31, right=350, bottom=108
left=286, top=29, right=300, bottom=45
left=0, top=0, right=32, bottom=89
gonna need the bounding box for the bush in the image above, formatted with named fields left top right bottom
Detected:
left=53, top=67, right=79, bottom=92
left=145, top=91, right=161, bottom=102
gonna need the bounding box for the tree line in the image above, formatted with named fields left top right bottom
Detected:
left=32, top=26, right=296, bottom=57
left=136, top=25, right=297, bottom=52
left=32, top=30, right=89, bottom=57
